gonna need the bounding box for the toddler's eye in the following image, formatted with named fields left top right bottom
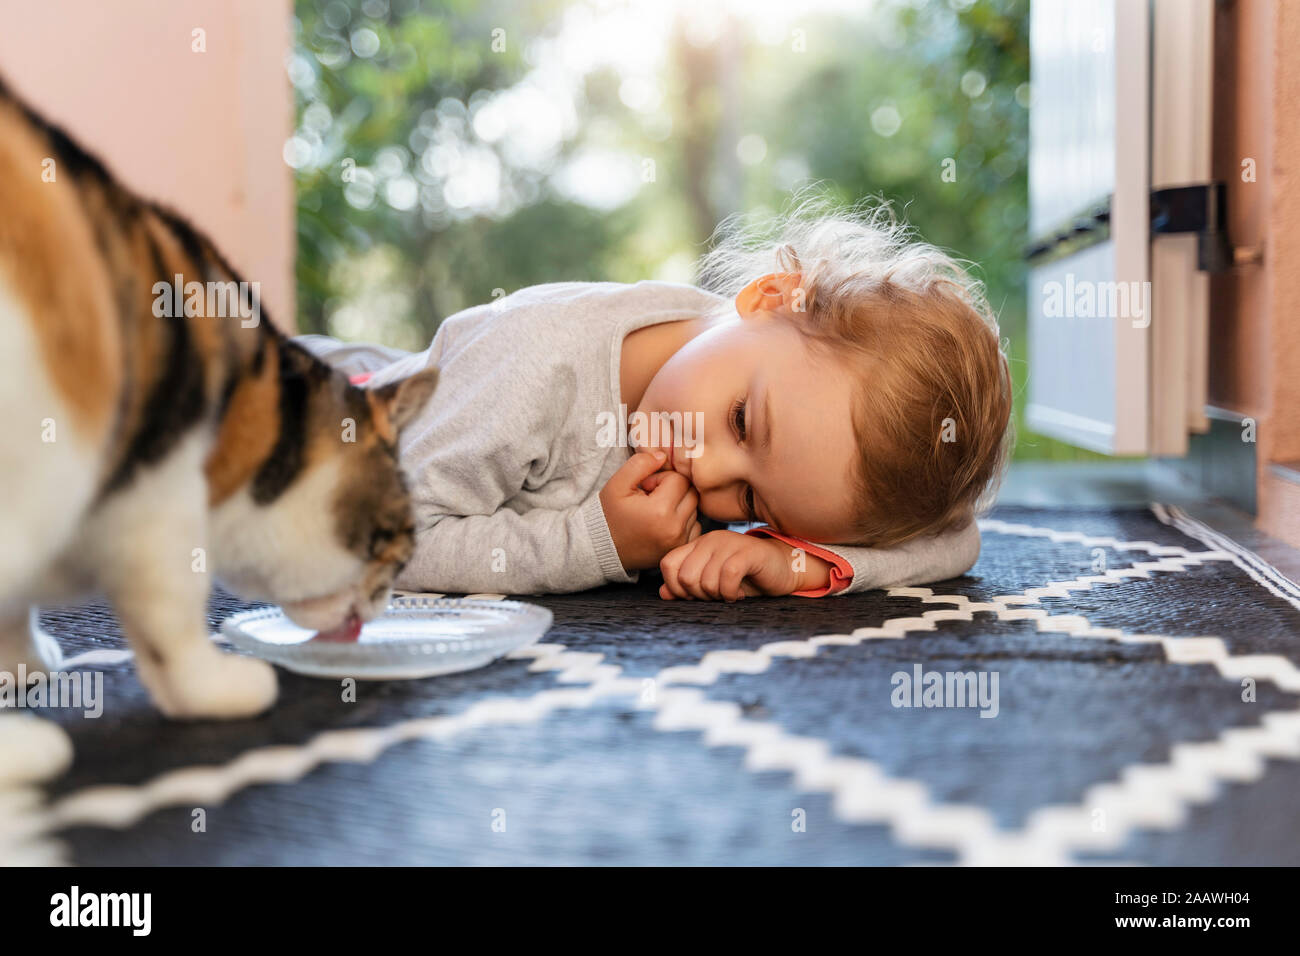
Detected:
left=730, top=398, right=748, bottom=441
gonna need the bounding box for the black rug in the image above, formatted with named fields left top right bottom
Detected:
left=7, top=504, right=1300, bottom=865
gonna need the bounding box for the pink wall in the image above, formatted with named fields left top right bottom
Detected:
left=1256, top=0, right=1300, bottom=545
left=1209, top=0, right=1270, bottom=419
left=0, top=0, right=295, bottom=331
left=1210, top=0, right=1300, bottom=546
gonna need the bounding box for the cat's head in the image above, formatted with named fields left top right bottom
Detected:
left=208, top=341, right=439, bottom=634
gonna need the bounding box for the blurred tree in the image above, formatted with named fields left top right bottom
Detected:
left=292, top=0, right=1099, bottom=459
left=293, top=0, right=633, bottom=344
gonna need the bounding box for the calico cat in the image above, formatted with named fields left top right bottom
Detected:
left=0, top=76, right=439, bottom=719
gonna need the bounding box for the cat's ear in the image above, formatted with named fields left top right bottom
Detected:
left=365, top=368, right=439, bottom=442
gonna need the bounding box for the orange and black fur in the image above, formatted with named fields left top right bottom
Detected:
left=0, top=75, right=438, bottom=718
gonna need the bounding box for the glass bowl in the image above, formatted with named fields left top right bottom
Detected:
left=220, top=596, right=553, bottom=680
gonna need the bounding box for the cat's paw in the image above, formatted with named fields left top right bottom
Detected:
left=0, top=611, right=62, bottom=681
left=0, top=713, right=74, bottom=787
left=137, top=641, right=278, bottom=720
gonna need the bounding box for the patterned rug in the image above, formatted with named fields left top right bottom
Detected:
left=4, top=504, right=1300, bottom=865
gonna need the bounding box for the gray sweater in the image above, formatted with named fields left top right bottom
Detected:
left=294, top=280, right=980, bottom=596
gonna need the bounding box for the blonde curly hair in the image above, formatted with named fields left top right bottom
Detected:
left=697, top=192, right=1014, bottom=547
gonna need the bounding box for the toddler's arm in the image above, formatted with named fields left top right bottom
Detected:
left=656, top=517, right=980, bottom=600
left=391, top=364, right=639, bottom=595
left=398, top=500, right=633, bottom=595
left=745, top=516, right=981, bottom=596
left=657, top=531, right=832, bottom=601
left=399, top=449, right=704, bottom=595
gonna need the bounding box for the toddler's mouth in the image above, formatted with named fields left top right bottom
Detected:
left=628, top=411, right=693, bottom=480
left=662, top=422, right=693, bottom=481
left=663, top=445, right=693, bottom=484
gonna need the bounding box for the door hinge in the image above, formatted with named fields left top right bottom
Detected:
left=1024, top=183, right=1251, bottom=272
left=1150, top=183, right=1232, bottom=273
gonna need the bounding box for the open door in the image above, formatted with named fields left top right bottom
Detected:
left=1026, top=0, right=1215, bottom=456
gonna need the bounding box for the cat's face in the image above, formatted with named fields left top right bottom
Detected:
left=209, top=355, right=438, bottom=634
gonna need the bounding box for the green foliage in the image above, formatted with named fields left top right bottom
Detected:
left=293, top=0, right=580, bottom=342
left=292, top=0, right=1103, bottom=459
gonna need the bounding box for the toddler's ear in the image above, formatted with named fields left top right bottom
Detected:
left=735, top=272, right=806, bottom=317
left=365, top=368, right=440, bottom=441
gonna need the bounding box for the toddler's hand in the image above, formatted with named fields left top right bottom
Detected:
left=658, top=530, right=799, bottom=601
left=599, top=450, right=702, bottom=571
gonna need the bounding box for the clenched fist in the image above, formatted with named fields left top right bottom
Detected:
left=599, top=450, right=702, bottom=571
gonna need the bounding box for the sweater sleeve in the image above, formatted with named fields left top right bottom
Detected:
left=744, top=517, right=981, bottom=597
left=397, top=494, right=636, bottom=595
left=392, top=381, right=638, bottom=594
left=385, top=317, right=639, bottom=595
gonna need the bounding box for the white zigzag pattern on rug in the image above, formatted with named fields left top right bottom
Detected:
left=4, top=516, right=1300, bottom=866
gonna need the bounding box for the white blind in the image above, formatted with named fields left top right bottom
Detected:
left=1026, top=0, right=1151, bottom=455
left=1028, top=0, right=1116, bottom=238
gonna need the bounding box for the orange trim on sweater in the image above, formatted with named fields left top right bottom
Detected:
left=743, top=526, right=853, bottom=597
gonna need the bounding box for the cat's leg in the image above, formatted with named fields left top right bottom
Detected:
left=88, top=434, right=277, bottom=720
left=113, top=584, right=278, bottom=720
left=104, top=524, right=279, bottom=720
left=0, top=607, right=62, bottom=680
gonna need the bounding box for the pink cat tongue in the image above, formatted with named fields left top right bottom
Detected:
left=313, top=613, right=363, bottom=643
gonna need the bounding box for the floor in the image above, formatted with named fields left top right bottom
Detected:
left=999, top=460, right=1300, bottom=580
left=4, top=461, right=1300, bottom=865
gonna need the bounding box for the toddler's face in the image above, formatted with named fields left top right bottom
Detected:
left=634, top=303, right=861, bottom=543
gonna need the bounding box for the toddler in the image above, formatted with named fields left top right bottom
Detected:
left=295, top=201, right=1012, bottom=600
